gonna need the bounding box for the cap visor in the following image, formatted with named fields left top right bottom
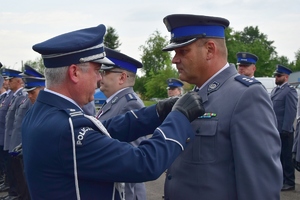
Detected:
left=101, top=65, right=117, bottom=70
left=162, top=38, right=197, bottom=51
left=93, top=57, right=114, bottom=65
left=24, top=87, right=37, bottom=92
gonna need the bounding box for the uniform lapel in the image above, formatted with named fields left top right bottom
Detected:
left=198, top=64, right=237, bottom=104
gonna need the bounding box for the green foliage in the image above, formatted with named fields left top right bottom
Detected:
left=139, top=30, right=172, bottom=77
left=143, top=101, right=156, bottom=107
left=104, top=26, right=121, bottom=50
left=226, top=26, right=277, bottom=77
left=144, top=66, right=178, bottom=99
left=24, top=57, right=45, bottom=74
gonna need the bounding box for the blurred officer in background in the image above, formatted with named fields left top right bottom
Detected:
left=236, top=52, right=258, bottom=78
left=96, top=47, right=147, bottom=200
left=271, top=64, right=297, bottom=191
left=166, top=78, right=184, bottom=97
left=0, top=75, right=7, bottom=184
left=22, top=24, right=204, bottom=200
left=161, top=14, right=282, bottom=200
left=1, top=69, right=27, bottom=199
left=0, top=71, right=13, bottom=192
left=4, top=65, right=46, bottom=200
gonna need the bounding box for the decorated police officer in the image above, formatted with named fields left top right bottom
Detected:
left=162, top=14, right=282, bottom=200
left=22, top=24, right=205, bottom=200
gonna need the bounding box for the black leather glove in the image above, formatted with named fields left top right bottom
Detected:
left=172, top=91, right=205, bottom=122
left=292, top=152, right=300, bottom=171
left=280, top=130, right=291, bottom=138
left=156, top=97, right=179, bottom=121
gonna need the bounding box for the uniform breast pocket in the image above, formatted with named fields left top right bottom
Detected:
left=193, top=119, right=218, bottom=163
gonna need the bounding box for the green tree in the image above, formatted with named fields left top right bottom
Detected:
left=144, top=66, right=178, bottom=99
left=24, top=57, right=45, bottom=74
left=104, top=26, right=121, bottom=50
left=139, top=30, right=172, bottom=78
left=226, top=26, right=277, bottom=77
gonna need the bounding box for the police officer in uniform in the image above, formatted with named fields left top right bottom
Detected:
left=161, top=14, right=282, bottom=200
left=22, top=24, right=205, bottom=200
left=1, top=69, right=27, bottom=199
left=6, top=65, right=46, bottom=200
left=96, top=47, right=147, bottom=200
left=236, top=52, right=258, bottom=78
left=271, top=65, right=297, bottom=191
left=166, top=78, right=184, bottom=97
left=0, top=71, right=13, bottom=192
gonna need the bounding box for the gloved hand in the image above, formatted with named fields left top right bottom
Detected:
left=280, top=130, right=291, bottom=138
left=172, top=91, right=205, bottom=122
left=292, top=152, right=300, bottom=171
left=156, top=97, right=179, bottom=121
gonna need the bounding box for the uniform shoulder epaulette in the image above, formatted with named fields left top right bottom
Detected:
left=125, top=93, right=137, bottom=102
left=234, top=75, right=260, bottom=87
left=62, top=108, right=84, bottom=118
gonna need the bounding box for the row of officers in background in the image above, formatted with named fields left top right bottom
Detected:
left=1, top=14, right=300, bottom=200
left=0, top=65, right=45, bottom=200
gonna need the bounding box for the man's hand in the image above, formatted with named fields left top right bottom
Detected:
left=172, top=91, right=205, bottom=122
left=292, top=152, right=300, bottom=171
left=156, top=97, right=179, bottom=121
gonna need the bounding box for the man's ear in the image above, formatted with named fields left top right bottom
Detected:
left=68, top=64, right=80, bottom=83
left=206, top=41, right=216, bottom=60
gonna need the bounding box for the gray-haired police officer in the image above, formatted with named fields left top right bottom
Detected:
left=22, top=24, right=205, bottom=200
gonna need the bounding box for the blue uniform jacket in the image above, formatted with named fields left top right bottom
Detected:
left=0, top=91, right=13, bottom=146
left=164, top=65, right=282, bottom=200
left=97, top=87, right=147, bottom=200
left=271, top=83, right=297, bottom=133
left=22, top=90, right=195, bottom=200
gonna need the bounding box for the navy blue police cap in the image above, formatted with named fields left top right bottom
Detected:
left=274, top=64, right=292, bottom=75
left=101, top=47, right=142, bottom=74
left=32, top=24, right=114, bottom=68
left=23, top=77, right=45, bottom=92
left=236, top=52, right=258, bottom=65
left=1, top=68, right=22, bottom=80
left=166, top=78, right=184, bottom=89
left=20, top=65, right=44, bottom=78
left=162, top=14, right=230, bottom=51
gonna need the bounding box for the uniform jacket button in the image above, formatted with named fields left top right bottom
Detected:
left=186, top=137, right=191, bottom=143
left=167, top=174, right=172, bottom=180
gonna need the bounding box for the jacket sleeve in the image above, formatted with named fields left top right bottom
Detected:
left=231, top=84, right=282, bottom=200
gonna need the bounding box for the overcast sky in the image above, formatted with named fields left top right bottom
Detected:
left=1, top=0, right=299, bottom=71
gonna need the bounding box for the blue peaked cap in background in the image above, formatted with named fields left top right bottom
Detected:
left=23, top=77, right=45, bottom=92
left=274, top=64, right=293, bottom=75
left=20, top=65, right=45, bottom=92
left=21, top=65, right=45, bottom=78
left=166, top=78, right=184, bottom=89
left=236, top=52, right=258, bottom=65
left=162, top=14, right=230, bottom=51
left=1, top=68, right=22, bottom=79
left=101, top=47, right=142, bottom=74
left=32, top=24, right=113, bottom=68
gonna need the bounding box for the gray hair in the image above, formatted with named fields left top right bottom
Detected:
left=45, top=63, right=89, bottom=88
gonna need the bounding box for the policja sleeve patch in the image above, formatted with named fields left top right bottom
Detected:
left=234, top=75, right=260, bottom=87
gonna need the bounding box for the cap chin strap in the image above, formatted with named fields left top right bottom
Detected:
left=69, top=114, right=125, bottom=200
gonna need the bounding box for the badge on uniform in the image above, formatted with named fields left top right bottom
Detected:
left=207, top=81, right=220, bottom=94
